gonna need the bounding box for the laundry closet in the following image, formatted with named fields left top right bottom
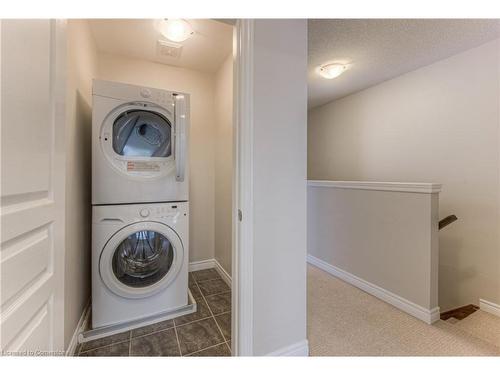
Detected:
left=65, top=19, right=234, bottom=353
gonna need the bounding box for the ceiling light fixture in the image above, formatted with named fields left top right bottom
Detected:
left=158, top=19, right=194, bottom=43
left=318, top=63, right=348, bottom=79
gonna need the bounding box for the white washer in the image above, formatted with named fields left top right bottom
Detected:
left=92, top=79, right=189, bottom=205
left=92, top=202, right=188, bottom=328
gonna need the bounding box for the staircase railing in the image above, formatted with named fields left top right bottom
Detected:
left=439, top=215, right=458, bottom=230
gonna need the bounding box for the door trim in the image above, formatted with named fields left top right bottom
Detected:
left=232, top=19, right=254, bottom=357
left=51, top=19, right=67, bottom=351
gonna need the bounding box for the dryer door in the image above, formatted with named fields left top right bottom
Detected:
left=100, top=102, right=176, bottom=180
left=99, top=221, right=184, bottom=299
left=113, top=110, right=171, bottom=158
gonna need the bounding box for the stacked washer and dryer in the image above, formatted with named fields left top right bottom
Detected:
left=91, top=80, right=190, bottom=329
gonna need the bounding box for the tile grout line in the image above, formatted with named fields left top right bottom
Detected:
left=190, top=285, right=231, bottom=317
left=80, top=319, right=221, bottom=356
left=198, top=289, right=231, bottom=298
left=172, top=315, right=183, bottom=356
left=185, top=341, right=230, bottom=357
left=128, top=330, right=132, bottom=356
left=196, top=276, right=224, bottom=284
left=80, top=325, right=174, bottom=354
left=130, top=324, right=175, bottom=339
left=176, top=315, right=213, bottom=328
left=202, top=289, right=232, bottom=298
left=213, top=310, right=231, bottom=318
left=79, top=338, right=131, bottom=355
left=195, top=274, right=229, bottom=348
left=184, top=275, right=215, bottom=356
left=80, top=271, right=228, bottom=356
left=193, top=270, right=232, bottom=354
left=82, top=280, right=194, bottom=354
left=80, top=327, right=179, bottom=353
left=190, top=272, right=231, bottom=356
left=197, top=279, right=231, bottom=297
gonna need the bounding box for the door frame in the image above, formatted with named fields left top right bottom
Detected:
left=231, top=19, right=255, bottom=357
left=51, top=18, right=68, bottom=352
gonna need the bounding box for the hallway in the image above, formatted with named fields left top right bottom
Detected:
left=307, top=265, right=500, bottom=356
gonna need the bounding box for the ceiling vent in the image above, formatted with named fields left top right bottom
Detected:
left=157, top=39, right=183, bottom=59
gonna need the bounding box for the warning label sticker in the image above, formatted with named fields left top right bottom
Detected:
left=127, top=161, right=161, bottom=172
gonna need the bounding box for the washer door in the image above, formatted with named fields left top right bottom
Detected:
left=100, top=221, right=184, bottom=299
left=100, top=102, right=176, bottom=180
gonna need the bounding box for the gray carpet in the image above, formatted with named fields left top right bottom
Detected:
left=307, top=264, right=500, bottom=356
left=451, top=310, right=500, bottom=349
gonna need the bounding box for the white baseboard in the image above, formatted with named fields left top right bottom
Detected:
left=307, top=254, right=440, bottom=324
left=188, top=259, right=216, bottom=272
left=66, top=301, right=91, bottom=356
left=266, top=339, right=309, bottom=356
left=189, top=258, right=232, bottom=286
left=479, top=299, right=500, bottom=318
left=214, top=259, right=232, bottom=286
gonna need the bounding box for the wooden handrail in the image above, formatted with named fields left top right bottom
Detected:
left=439, top=215, right=458, bottom=230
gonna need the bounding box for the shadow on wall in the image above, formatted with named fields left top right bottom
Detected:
left=77, top=89, right=92, bottom=283
left=439, top=229, right=478, bottom=310
left=75, top=89, right=92, bottom=195
left=66, top=89, right=93, bottom=301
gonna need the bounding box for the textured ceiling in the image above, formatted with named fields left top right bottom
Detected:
left=89, top=19, right=233, bottom=73
left=308, top=19, right=500, bottom=108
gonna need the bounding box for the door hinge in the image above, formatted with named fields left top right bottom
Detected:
left=238, top=209, right=243, bottom=222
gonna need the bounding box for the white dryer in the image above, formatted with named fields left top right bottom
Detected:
left=92, top=202, right=189, bottom=328
left=92, top=80, right=189, bottom=205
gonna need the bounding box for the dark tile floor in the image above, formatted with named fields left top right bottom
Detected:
left=76, top=268, right=231, bottom=357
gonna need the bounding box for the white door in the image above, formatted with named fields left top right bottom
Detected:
left=1, top=19, right=66, bottom=355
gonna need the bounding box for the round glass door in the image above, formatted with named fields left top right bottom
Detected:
left=112, top=230, right=174, bottom=288
left=112, top=110, right=172, bottom=158
left=100, top=222, right=184, bottom=299
left=100, top=103, right=176, bottom=180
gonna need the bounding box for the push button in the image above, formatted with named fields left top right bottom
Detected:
left=140, top=88, right=152, bottom=98
left=139, top=208, right=150, bottom=218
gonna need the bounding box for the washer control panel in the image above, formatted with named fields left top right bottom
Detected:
left=93, top=202, right=188, bottom=225
left=135, top=203, right=187, bottom=221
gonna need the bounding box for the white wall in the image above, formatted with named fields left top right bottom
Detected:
left=307, top=182, right=440, bottom=323
left=65, top=19, right=97, bottom=348
left=308, top=39, right=500, bottom=311
left=97, top=52, right=216, bottom=263
left=214, top=54, right=233, bottom=276
left=251, top=19, right=308, bottom=355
